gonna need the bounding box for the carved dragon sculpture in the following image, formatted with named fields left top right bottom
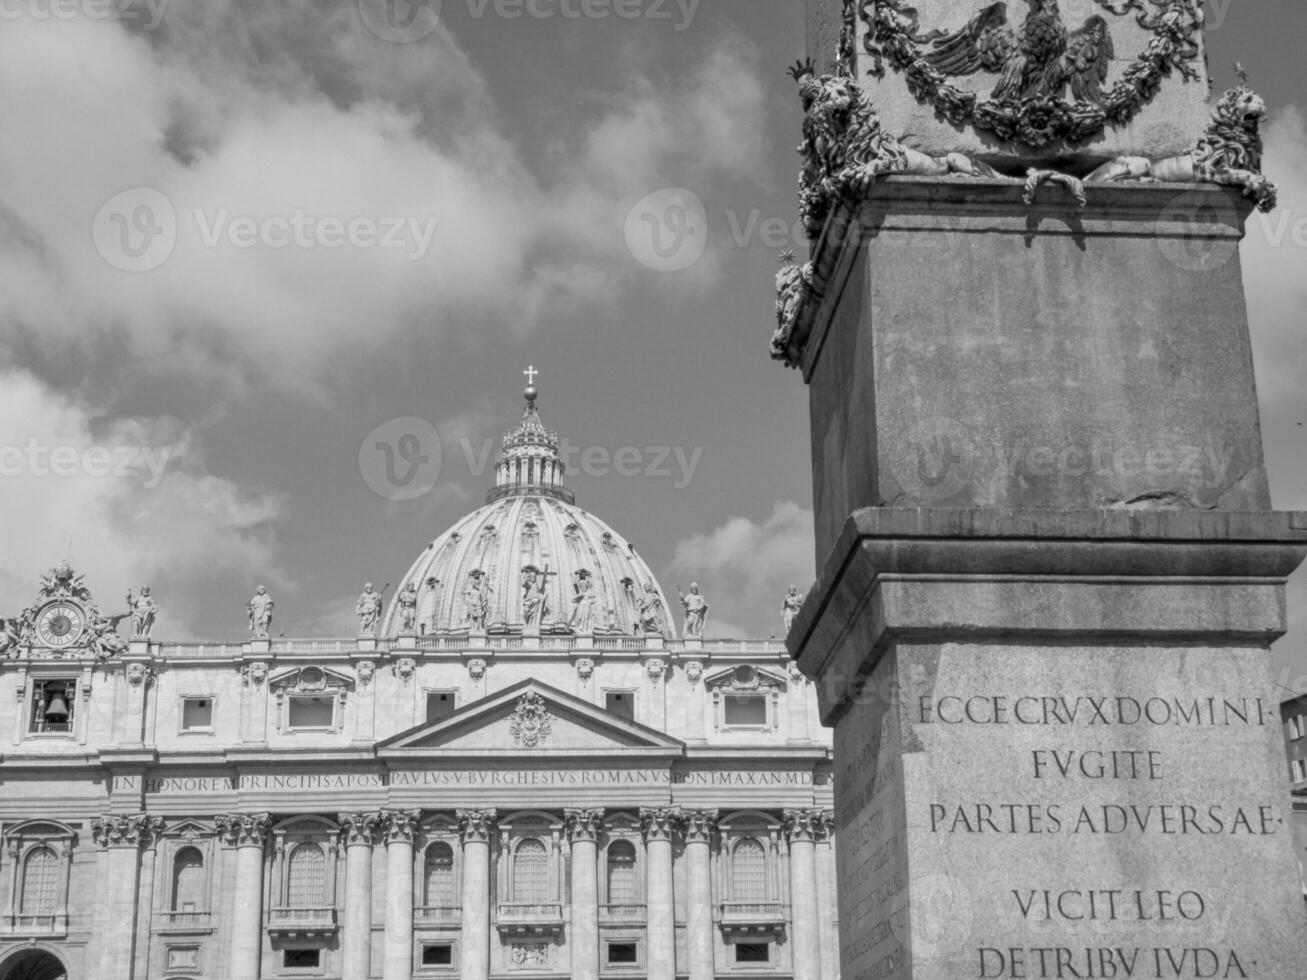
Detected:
left=791, top=59, right=1000, bottom=239
left=1087, top=86, right=1277, bottom=211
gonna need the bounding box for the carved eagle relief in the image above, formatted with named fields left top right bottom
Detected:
left=923, top=0, right=1114, bottom=104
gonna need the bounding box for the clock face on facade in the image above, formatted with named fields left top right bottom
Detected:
left=34, top=601, right=86, bottom=649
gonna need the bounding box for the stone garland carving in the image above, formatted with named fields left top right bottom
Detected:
left=379, top=809, right=421, bottom=845
left=1087, top=86, right=1278, bottom=211
left=575, top=657, right=594, bottom=680
left=510, top=691, right=553, bottom=748
left=338, top=811, right=381, bottom=847
left=684, top=660, right=704, bottom=685
left=356, top=660, right=376, bottom=686
left=789, top=59, right=1000, bottom=242
left=645, top=658, right=667, bottom=682
left=92, top=813, right=165, bottom=848
left=467, top=658, right=487, bottom=681
left=682, top=808, right=719, bottom=843
left=125, top=662, right=154, bottom=687
left=242, top=662, right=268, bottom=687
left=511, top=944, right=551, bottom=967
left=639, top=806, right=683, bottom=842
left=215, top=813, right=272, bottom=848
left=394, top=657, right=416, bottom=683
left=457, top=808, right=499, bottom=843
left=855, top=0, right=1204, bottom=148
left=564, top=807, right=605, bottom=843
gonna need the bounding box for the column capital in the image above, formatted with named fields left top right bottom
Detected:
left=216, top=812, right=272, bottom=848
left=92, top=813, right=166, bottom=849
left=681, top=808, right=718, bottom=844
left=815, top=808, right=835, bottom=842
left=457, top=807, right=498, bottom=844
left=782, top=807, right=824, bottom=843
left=379, top=808, right=421, bottom=845
left=639, top=806, right=682, bottom=843
left=564, top=807, right=605, bottom=844
left=338, top=810, right=382, bottom=847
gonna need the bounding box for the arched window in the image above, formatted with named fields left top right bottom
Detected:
left=606, top=840, right=637, bottom=904
left=423, top=842, right=455, bottom=906
left=513, top=838, right=549, bottom=903
left=172, top=847, right=205, bottom=912
left=20, top=846, right=60, bottom=915
left=731, top=838, right=767, bottom=902
left=286, top=843, right=326, bottom=909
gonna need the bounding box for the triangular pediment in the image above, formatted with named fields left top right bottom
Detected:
left=377, top=679, right=684, bottom=757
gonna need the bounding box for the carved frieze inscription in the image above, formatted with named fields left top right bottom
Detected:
left=833, top=644, right=1305, bottom=980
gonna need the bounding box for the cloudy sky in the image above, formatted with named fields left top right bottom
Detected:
left=0, top=0, right=1303, bottom=677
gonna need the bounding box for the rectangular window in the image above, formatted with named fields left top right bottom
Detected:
left=283, top=948, right=321, bottom=968
left=181, top=697, right=213, bottom=731
left=29, top=678, right=77, bottom=734
left=724, top=694, right=767, bottom=727
left=426, top=691, right=456, bottom=723
left=606, top=691, right=634, bottom=721
left=607, top=942, right=638, bottom=964
left=1294, top=759, right=1306, bottom=783
left=1293, top=716, right=1305, bottom=740
left=735, top=943, right=770, bottom=963
left=287, top=695, right=334, bottom=730
left=422, top=944, right=453, bottom=966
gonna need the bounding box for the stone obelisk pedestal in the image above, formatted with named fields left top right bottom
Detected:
left=787, top=182, right=1307, bottom=980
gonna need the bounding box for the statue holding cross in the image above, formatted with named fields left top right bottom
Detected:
left=521, top=564, right=554, bottom=626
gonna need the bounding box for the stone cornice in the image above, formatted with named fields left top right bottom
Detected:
left=379, top=808, right=421, bottom=845
left=215, top=812, right=271, bottom=848
left=563, top=807, right=605, bottom=844
left=639, top=806, right=682, bottom=843
left=338, top=810, right=382, bottom=847
left=457, top=808, right=498, bottom=844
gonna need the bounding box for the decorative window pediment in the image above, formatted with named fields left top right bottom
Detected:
left=703, top=664, right=787, bottom=692
left=268, top=816, right=339, bottom=938
left=2, top=819, right=77, bottom=937
left=270, top=666, right=353, bottom=734
left=705, top=666, right=785, bottom=733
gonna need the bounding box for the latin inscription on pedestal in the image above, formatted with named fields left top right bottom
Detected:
left=834, top=643, right=1307, bottom=980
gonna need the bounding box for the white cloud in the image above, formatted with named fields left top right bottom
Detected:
left=667, top=502, right=814, bottom=638
left=0, top=7, right=768, bottom=396
left=0, top=368, right=287, bottom=637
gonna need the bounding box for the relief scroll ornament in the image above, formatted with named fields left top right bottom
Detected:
left=564, top=807, right=605, bottom=843
left=93, top=813, right=166, bottom=848
left=215, top=813, right=272, bottom=848
left=457, top=808, right=498, bottom=843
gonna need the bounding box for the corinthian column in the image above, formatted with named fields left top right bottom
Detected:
left=814, top=810, right=837, bottom=980
left=682, top=809, right=718, bottom=980
left=340, top=811, right=381, bottom=980
left=784, top=809, right=822, bottom=980
left=216, top=813, right=271, bottom=980
left=381, top=809, right=420, bottom=980
left=457, top=808, right=497, bottom=980
left=640, top=806, right=681, bottom=980
left=91, top=813, right=164, bottom=980
left=565, top=808, right=604, bottom=980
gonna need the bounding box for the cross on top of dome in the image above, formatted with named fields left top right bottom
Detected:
left=487, top=372, right=574, bottom=505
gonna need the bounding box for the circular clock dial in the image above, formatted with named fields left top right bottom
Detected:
left=35, top=602, right=85, bottom=648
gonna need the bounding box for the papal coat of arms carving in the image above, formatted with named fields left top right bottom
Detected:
left=848, top=0, right=1207, bottom=152
left=510, top=691, right=553, bottom=748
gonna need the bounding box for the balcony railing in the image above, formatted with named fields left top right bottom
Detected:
left=599, top=903, right=647, bottom=923
left=718, top=901, right=786, bottom=937
left=414, top=904, right=461, bottom=925
left=157, top=909, right=213, bottom=932
left=268, top=906, right=337, bottom=937
left=496, top=902, right=564, bottom=937
left=1, top=912, right=67, bottom=937
left=146, top=635, right=788, bottom=659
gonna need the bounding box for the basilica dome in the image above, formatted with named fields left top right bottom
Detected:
left=381, top=384, right=676, bottom=637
